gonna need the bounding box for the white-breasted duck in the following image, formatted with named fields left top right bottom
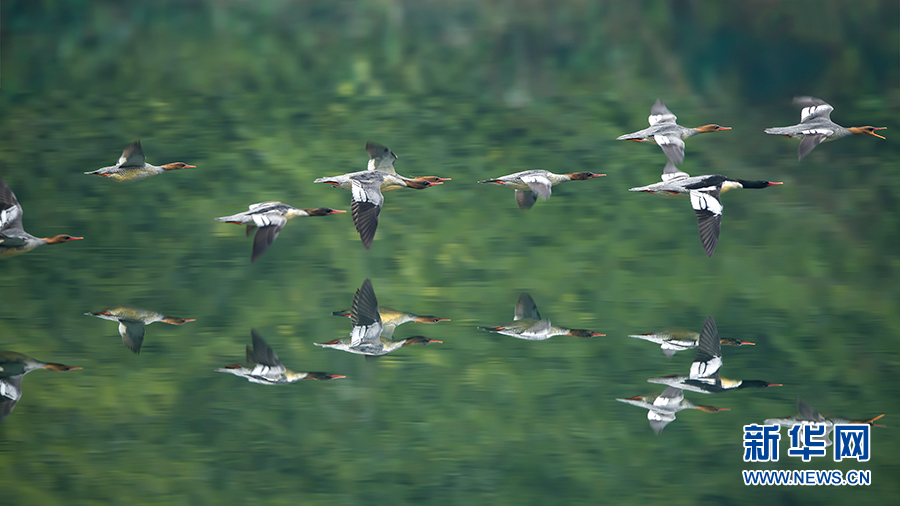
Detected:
left=216, top=329, right=345, bottom=384
left=84, top=141, right=195, bottom=182
left=331, top=306, right=450, bottom=340
left=616, top=99, right=731, bottom=166
left=630, top=326, right=754, bottom=358
left=85, top=306, right=195, bottom=353
left=314, top=279, right=442, bottom=357
left=363, top=142, right=452, bottom=185
left=765, top=97, right=886, bottom=161
left=0, top=176, right=83, bottom=258
left=647, top=316, right=781, bottom=394
left=764, top=396, right=884, bottom=445
left=215, top=202, right=346, bottom=262
left=0, top=351, right=81, bottom=423
left=629, top=162, right=782, bottom=257
left=478, top=170, right=604, bottom=209
left=617, top=386, right=729, bottom=435
left=478, top=292, right=604, bottom=340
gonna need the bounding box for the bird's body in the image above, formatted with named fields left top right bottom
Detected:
left=630, top=326, right=754, bottom=358
left=84, top=141, right=195, bottom=182
left=617, top=99, right=731, bottom=166
left=629, top=162, right=782, bottom=257
left=362, top=141, right=451, bottom=185
left=764, top=397, right=885, bottom=446
left=331, top=306, right=450, bottom=340
left=478, top=169, right=604, bottom=209
left=215, top=202, right=345, bottom=262
left=0, top=351, right=81, bottom=423
left=478, top=293, right=604, bottom=340
left=647, top=316, right=780, bottom=394
left=216, top=330, right=345, bottom=384
left=617, top=386, right=729, bottom=435
left=765, top=97, right=886, bottom=160
left=0, top=176, right=83, bottom=257
left=314, top=143, right=445, bottom=249
left=85, top=306, right=195, bottom=353
left=315, top=279, right=442, bottom=356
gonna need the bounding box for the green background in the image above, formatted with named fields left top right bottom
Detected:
left=1, top=1, right=898, bottom=504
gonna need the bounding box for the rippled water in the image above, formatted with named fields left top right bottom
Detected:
left=1, top=2, right=898, bottom=505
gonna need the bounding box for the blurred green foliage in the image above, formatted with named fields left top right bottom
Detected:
left=1, top=1, right=898, bottom=505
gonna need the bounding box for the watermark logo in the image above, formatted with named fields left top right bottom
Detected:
left=834, top=425, right=870, bottom=462
left=787, top=423, right=827, bottom=462
left=742, top=424, right=872, bottom=486
left=742, top=424, right=781, bottom=462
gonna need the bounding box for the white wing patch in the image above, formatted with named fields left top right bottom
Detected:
left=0, top=206, right=22, bottom=230
left=690, top=191, right=723, bottom=216
left=520, top=175, right=552, bottom=199
left=654, top=134, right=682, bottom=147
left=0, top=380, right=20, bottom=401
left=251, top=213, right=285, bottom=228
left=649, top=112, right=677, bottom=126
left=690, top=356, right=722, bottom=379
left=800, top=128, right=834, bottom=137
left=351, top=180, right=370, bottom=203
left=800, top=104, right=834, bottom=122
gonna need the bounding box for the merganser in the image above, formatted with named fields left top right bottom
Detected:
left=647, top=316, right=781, bottom=394
left=215, top=329, right=345, bottom=384
left=331, top=306, right=450, bottom=340
left=314, top=170, right=438, bottom=249
left=617, top=386, right=729, bottom=435
left=764, top=97, right=886, bottom=161
left=314, top=279, right=442, bottom=356
left=764, top=397, right=885, bottom=446
left=629, top=162, right=782, bottom=257
left=0, top=351, right=81, bottom=423
left=0, top=176, right=83, bottom=258
left=629, top=326, right=754, bottom=358
left=85, top=306, right=196, bottom=353
left=364, top=142, right=452, bottom=184
left=84, top=141, right=195, bottom=182
left=616, top=99, right=731, bottom=166
left=478, top=170, right=604, bottom=209
left=215, top=203, right=346, bottom=262
left=478, top=292, right=604, bottom=340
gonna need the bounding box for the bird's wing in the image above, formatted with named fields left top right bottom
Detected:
left=0, top=177, right=24, bottom=232
left=648, top=409, right=676, bottom=435
left=365, top=142, right=398, bottom=174
left=794, top=97, right=833, bottom=123
left=654, top=134, right=685, bottom=166
left=648, top=99, right=678, bottom=125
left=689, top=316, right=722, bottom=379
left=118, top=320, right=146, bottom=353
left=653, top=387, right=685, bottom=408
left=246, top=329, right=284, bottom=371
left=514, top=190, right=538, bottom=209
left=351, top=279, right=381, bottom=326
left=690, top=189, right=723, bottom=258
left=350, top=180, right=383, bottom=249
left=514, top=293, right=541, bottom=321
left=797, top=397, right=825, bottom=422
left=798, top=134, right=827, bottom=161
left=118, top=141, right=146, bottom=167
left=251, top=216, right=287, bottom=263
left=379, top=324, right=396, bottom=341
left=520, top=175, right=552, bottom=199
left=0, top=375, right=23, bottom=423
left=660, top=161, right=689, bottom=182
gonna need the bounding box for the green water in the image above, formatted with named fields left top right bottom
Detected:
left=1, top=1, right=898, bottom=504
